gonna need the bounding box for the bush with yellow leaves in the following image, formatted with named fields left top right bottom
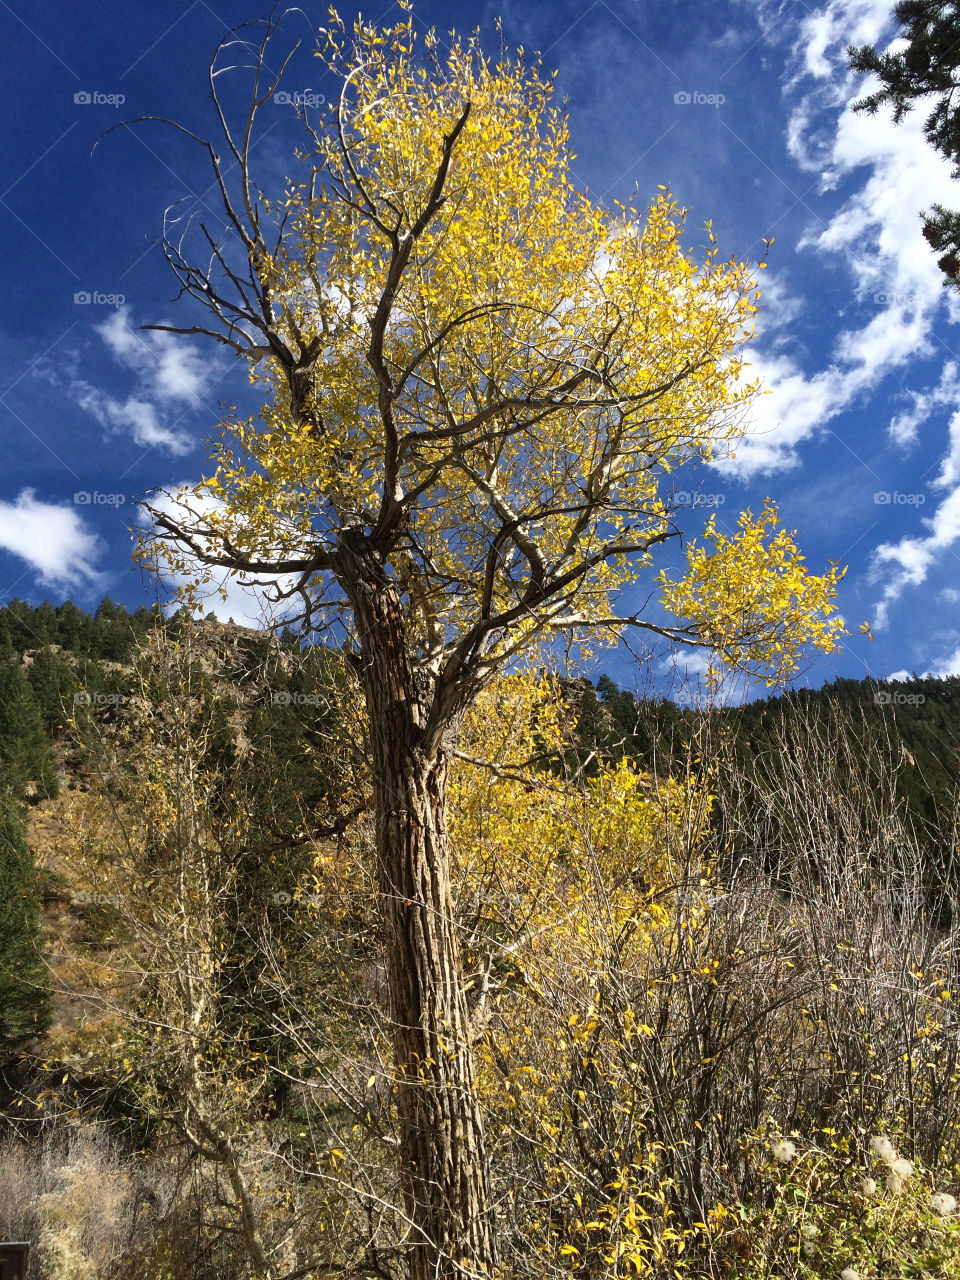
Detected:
left=446, top=670, right=717, bottom=1277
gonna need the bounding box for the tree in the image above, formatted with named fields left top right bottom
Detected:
left=0, top=791, right=51, bottom=1059
left=65, top=628, right=288, bottom=1278
left=0, top=659, right=58, bottom=798
left=2, top=599, right=47, bottom=653
left=132, top=11, right=846, bottom=1277
left=53, top=601, right=86, bottom=653
left=445, top=670, right=717, bottom=1271
left=26, top=646, right=77, bottom=737
left=850, top=1, right=960, bottom=283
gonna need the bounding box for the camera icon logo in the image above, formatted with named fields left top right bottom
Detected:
left=674, top=91, right=691, bottom=104
left=74, top=90, right=91, bottom=105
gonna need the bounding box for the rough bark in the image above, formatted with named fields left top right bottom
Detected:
left=340, top=531, right=495, bottom=1280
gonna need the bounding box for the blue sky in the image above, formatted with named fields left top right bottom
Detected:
left=1, top=0, right=957, bottom=698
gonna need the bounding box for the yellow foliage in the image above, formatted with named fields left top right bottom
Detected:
left=450, top=671, right=706, bottom=978
left=138, top=9, right=843, bottom=684
left=659, top=499, right=847, bottom=685
left=448, top=670, right=716, bottom=1273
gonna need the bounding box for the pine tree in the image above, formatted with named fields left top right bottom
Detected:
left=54, top=600, right=85, bottom=652
left=3, top=599, right=45, bottom=652
left=26, top=647, right=76, bottom=736
left=850, top=3, right=960, bottom=284
left=0, top=790, right=51, bottom=1055
left=0, top=660, right=58, bottom=797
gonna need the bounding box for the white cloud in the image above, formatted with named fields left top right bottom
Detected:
left=766, top=2, right=960, bottom=634
left=931, top=416, right=960, bottom=494
left=886, top=363, right=960, bottom=479
left=753, top=270, right=804, bottom=335
left=718, top=352, right=855, bottom=476
left=889, top=362, right=960, bottom=447
left=931, top=645, right=960, bottom=676
left=142, top=485, right=300, bottom=628
left=95, top=309, right=209, bottom=404
left=888, top=640, right=960, bottom=679
left=724, top=2, right=957, bottom=480
left=74, top=386, right=192, bottom=455
left=871, top=484, right=960, bottom=625
left=71, top=308, right=217, bottom=456
left=806, top=109, right=955, bottom=307
left=833, top=301, right=933, bottom=372
left=0, top=489, right=104, bottom=589
left=793, top=0, right=893, bottom=84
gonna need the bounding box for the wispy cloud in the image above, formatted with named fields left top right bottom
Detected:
left=871, top=487, right=960, bottom=627
left=723, top=1, right=956, bottom=481
left=790, top=0, right=895, bottom=85
left=96, top=309, right=208, bottom=403
left=73, top=385, right=192, bottom=454
left=721, top=351, right=856, bottom=476
left=69, top=308, right=216, bottom=455
left=888, top=362, right=960, bottom=448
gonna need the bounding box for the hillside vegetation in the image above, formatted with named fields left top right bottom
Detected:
left=2, top=599, right=960, bottom=1278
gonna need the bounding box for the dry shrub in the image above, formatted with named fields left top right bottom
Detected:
left=476, top=697, right=960, bottom=1276
left=0, top=1122, right=160, bottom=1280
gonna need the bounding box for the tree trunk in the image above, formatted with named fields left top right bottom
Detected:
left=341, top=534, right=496, bottom=1279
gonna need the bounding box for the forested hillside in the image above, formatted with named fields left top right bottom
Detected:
left=573, top=670, right=960, bottom=900
left=6, top=594, right=960, bottom=832
left=2, top=598, right=960, bottom=1279
left=3, top=594, right=959, bottom=1055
